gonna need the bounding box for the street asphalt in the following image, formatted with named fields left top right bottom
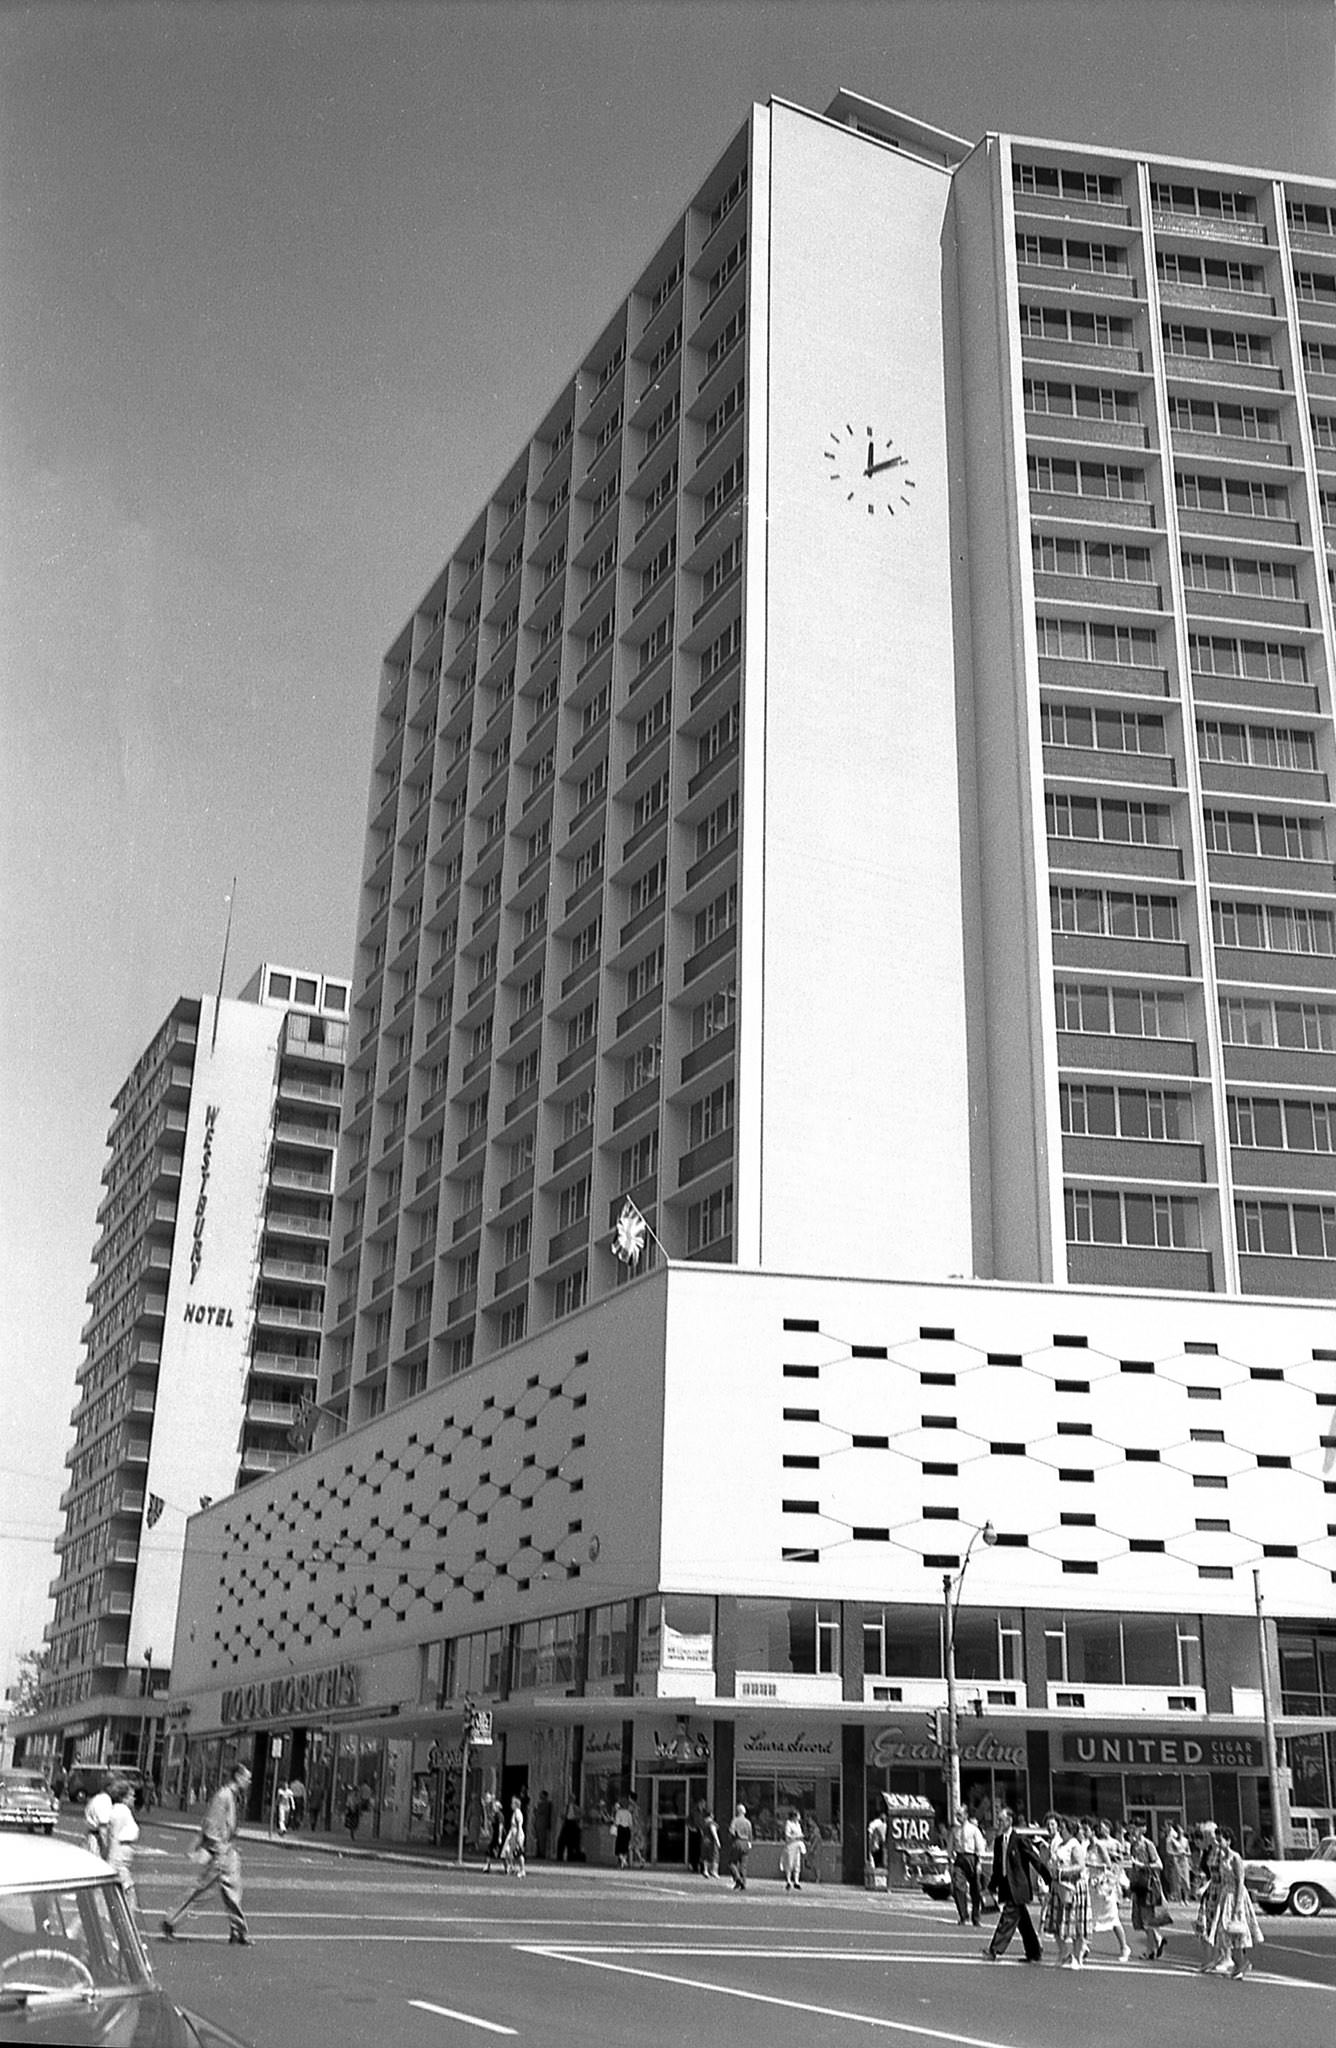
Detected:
left=76, top=1818, right=1336, bottom=2048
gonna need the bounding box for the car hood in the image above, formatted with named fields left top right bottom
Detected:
left=0, top=1986, right=251, bottom=2047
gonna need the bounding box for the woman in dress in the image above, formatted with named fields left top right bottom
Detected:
left=1193, top=1826, right=1228, bottom=1969
left=1084, top=1819, right=1132, bottom=1962
left=1126, top=1817, right=1168, bottom=1960
left=1043, top=1815, right=1091, bottom=1967
left=501, top=1795, right=527, bottom=1878
left=1199, top=1826, right=1263, bottom=1978
left=780, top=1809, right=806, bottom=1890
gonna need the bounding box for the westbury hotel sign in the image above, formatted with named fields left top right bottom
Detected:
left=184, top=1102, right=236, bottom=1326
left=220, top=1662, right=361, bottom=1727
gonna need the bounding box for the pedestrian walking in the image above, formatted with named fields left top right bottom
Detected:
left=700, top=1807, right=721, bottom=1878
left=984, top=1807, right=1048, bottom=1962
left=1197, top=1826, right=1263, bottom=1978
left=1162, top=1819, right=1190, bottom=1902
left=483, top=1794, right=505, bottom=1869
left=343, top=1783, right=364, bottom=1841
left=105, top=1778, right=141, bottom=1916
left=1126, top=1816, right=1169, bottom=1961
left=780, top=1809, right=805, bottom=1890
left=612, top=1794, right=634, bottom=1869
left=501, top=1795, right=527, bottom=1877
left=949, top=1812, right=987, bottom=1926
left=84, top=1780, right=114, bottom=1861
left=803, top=1812, right=823, bottom=1885
left=728, top=1802, right=754, bottom=1890
left=161, top=1762, right=253, bottom=1946
left=276, top=1782, right=295, bottom=1836
left=555, top=1795, right=582, bottom=1862
left=1084, top=1820, right=1132, bottom=1962
left=533, top=1787, right=552, bottom=1860
left=1044, top=1815, right=1092, bottom=1967
left=287, top=1776, right=305, bottom=1830
left=866, top=1804, right=887, bottom=1878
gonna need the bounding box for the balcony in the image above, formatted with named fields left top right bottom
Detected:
left=1231, top=1147, right=1336, bottom=1193
left=1066, top=1244, right=1214, bottom=1289
left=1020, top=334, right=1142, bottom=375
left=1028, top=488, right=1154, bottom=529
left=1051, top=933, right=1191, bottom=977
left=1157, top=281, right=1274, bottom=318
left=678, top=1129, right=734, bottom=1187
left=546, top=1221, right=589, bottom=1264
left=682, top=927, right=737, bottom=986
left=1037, top=657, right=1169, bottom=698
left=1046, top=838, right=1183, bottom=881
left=1238, top=1253, right=1336, bottom=1298
left=1057, top=1032, right=1198, bottom=1078
left=492, top=1255, right=530, bottom=1298
left=1025, top=413, right=1147, bottom=452
left=1061, top=1135, right=1206, bottom=1183
left=239, top=1445, right=293, bottom=1473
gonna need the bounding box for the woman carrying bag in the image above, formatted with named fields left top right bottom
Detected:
left=1199, top=1826, right=1264, bottom=1979
left=1126, top=1817, right=1170, bottom=1960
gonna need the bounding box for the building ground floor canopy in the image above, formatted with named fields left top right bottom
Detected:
left=160, top=1692, right=1305, bottom=1885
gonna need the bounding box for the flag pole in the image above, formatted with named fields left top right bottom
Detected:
left=210, top=877, right=237, bottom=1055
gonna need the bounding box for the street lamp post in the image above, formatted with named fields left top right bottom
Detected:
left=942, top=1522, right=996, bottom=1829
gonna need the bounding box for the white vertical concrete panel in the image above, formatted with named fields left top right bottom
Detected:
left=757, top=105, right=973, bottom=1281
left=131, top=997, right=280, bottom=1666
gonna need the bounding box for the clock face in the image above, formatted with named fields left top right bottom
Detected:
left=825, top=422, right=917, bottom=516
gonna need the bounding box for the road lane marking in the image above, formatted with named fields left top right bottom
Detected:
left=407, top=1998, right=516, bottom=2034
left=518, top=1950, right=1042, bottom=2045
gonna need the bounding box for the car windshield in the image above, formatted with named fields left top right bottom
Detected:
left=0, top=1877, right=151, bottom=2005
left=0, top=1776, right=49, bottom=1793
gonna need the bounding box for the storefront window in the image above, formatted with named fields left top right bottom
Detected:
left=736, top=1600, right=839, bottom=1675
left=952, top=1611, right=1023, bottom=1682
left=736, top=1773, right=833, bottom=1843
left=587, top=1602, right=631, bottom=1688
left=418, top=1640, right=446, bottom=1705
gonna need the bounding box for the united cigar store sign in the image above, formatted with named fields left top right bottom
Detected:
left=1061, top=1731, right=1264, bottom=1771
left=220, top=1662, right=361, bottom=1728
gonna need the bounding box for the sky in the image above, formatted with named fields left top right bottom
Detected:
left=2, top=0, right=1333, bottom=1700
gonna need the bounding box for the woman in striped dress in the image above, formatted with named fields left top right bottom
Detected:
left=1044, top=1815, right=1092, bottom=1967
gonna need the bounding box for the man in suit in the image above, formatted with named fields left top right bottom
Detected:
left=985, top=1806, right=1049, bottom=1961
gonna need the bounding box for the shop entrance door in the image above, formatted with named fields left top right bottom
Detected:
left=649, top=1774, right=707, bottom=1864
left=1127, top=1803, right=1182, bottom=1842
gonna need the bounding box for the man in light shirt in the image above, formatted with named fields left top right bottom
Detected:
left=950, top=1811, right=988, bottom=1926
left=83, top=1781, right=113, bottom=1861
left=161, top=1761, right=253, bottom=1946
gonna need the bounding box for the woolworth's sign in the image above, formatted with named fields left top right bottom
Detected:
left=220, top=1662, right=361, bottom=1727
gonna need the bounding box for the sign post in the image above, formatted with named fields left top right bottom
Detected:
left=268, top=1735, right=284, bottom=1837
left=456, top=1704, right=493, bottom=1867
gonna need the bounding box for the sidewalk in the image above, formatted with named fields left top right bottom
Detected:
left=153, top=1814, right=688, bottom=1882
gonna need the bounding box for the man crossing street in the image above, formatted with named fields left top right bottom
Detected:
left=162, top=1762, right=254, bottom=1946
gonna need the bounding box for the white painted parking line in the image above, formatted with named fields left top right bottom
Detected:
left=407, top=1998, right=517, bottom=2035
left=519, top=1950, right=1036, bottom=2047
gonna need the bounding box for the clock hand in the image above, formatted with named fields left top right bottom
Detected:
left=865, top=439, right=876, bottom=477
left=866, top=455, right=908, bottom=476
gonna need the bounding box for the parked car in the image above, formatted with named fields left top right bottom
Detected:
left=1244, top=1839, right=1336, bottom=1917
left=63, top=1765, right=148, bottom=1811
left=0, top=1836, right=251, bottom=2045
left=0, top=1776, right=57, bottom=1838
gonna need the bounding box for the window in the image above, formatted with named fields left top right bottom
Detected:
left=626, top=945, right=665, bottom=1003
left=1065, top=1187, right=1200, bottom=1248
left=1036, top=616, right=1158, bottom=665
left=1032, top=536, right=1153, bottom=582
left=1060, top=1083, right=1193, bottom=1140
left=1041, top=702, right=1165, bottom=754
left=705, top=306, right=745, bottom=371
left=1182, top=553, right=1299, bottom=599
left=1236, top=1199, right=1336, bottom=1259
left=735, top=1599, right=840, bottom=1675
left=572, top=838, right=603, bottom=888
left=1162, top=323, right=1272, bottom=366
left=1023, top=379, right=1138, bottom=422
left=464, top=1092, right=489, bottom=1134
left=699, top=454, right=744, bottom=523
left=1050, top=886, right=1180, bottom=940
left=470, top=1016, right=494, bottom=1061
left=1168, top=397, right=1280, bottom=442
left=632, top=776, right=669, bottom=833
left=516, top=968, right=544, bottom=1015
left=558, top=1177, right=591, bottom=1227
left=701, top=620, right=742, bottom=685
left=1016, top=233, right=1128, bottom=274
left=1176, top=472, right=1289, bottom=520
left=1212, top=899, right=1336, bottom=954
left=691, top=982, right=737, bottom=1046
left=1028, top=456, right=1148, bottom=502
left=1046, top=1611, right=1203, bottom=1686
left=688, top=1183, right=733, bottom=1252
left=688, top=1079, right=735, bottom=1147
left=628, top=858, right=667, bottom=916
left=570, top=918, right=602, bottom=968
left=623, top=1036, right=662, bottom=1094
left=1152, top=180, right=1255, bottom=222
left=1203, top=810, right=1324, bottom=860
left=503, top=1216, right=531, bottom=1263
left=1294, top=269, right=1336, bottom=304
left=510, top=1051, right=539, bottom=1097
left=693, top=884, right=738, bottom=950
left=587, top=1601, right=632, bottom=1685
left=696, top=790, right=740, bottom=856
left=553, top=1265, right=588, bottom=1317
left=521, top=894, right=546, bottom=939
left=1188, top=633, right=1306, bottom=683
left=565, top=1003, right=597, bottom=1053
left=562, top=1088, right=595, bottom=1137
left=643, top=392, right=679, bottom=457
left=1230, top=1097, right=1336, bottom=1153
left=639, top=466, right=678, bottom=532
left=1046, top=793, right=1172, bottom=845
left=1017, top=303, right=1132, bottom=347
left=1156, top=251, right=1262, bottom=293
left=1197, top=721, right=1317, bottom=770
left=1218, top=995, right=1336, bottom=1052
left=454, top=1248, right=479, bottom=1293
left=620, top=1131, right=659, bottom=1189
left=506, top=1136, right=534, bottom=1178
left=1014, top=162, right=1122, bottom=203
left=634, top=696, right=671, bottom=756
left=703, top=535, right=743, bottom=598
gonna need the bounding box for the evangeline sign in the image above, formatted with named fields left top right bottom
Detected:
left=220, top=1661, right=361, bottom=1727
left=869, top=1725, right=1026, bottom=1770
left=1060, top=1731, right=1264, bottom=1771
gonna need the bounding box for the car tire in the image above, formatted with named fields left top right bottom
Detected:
left=1289, top=1884, right=1322, bottom=1918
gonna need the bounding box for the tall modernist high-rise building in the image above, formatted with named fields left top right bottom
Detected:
left=22, top=966, right=347, bottom=1775
left=323, top=89, right=1336, bottom=1433
left=162, top=96, right=1335, bottom=1868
